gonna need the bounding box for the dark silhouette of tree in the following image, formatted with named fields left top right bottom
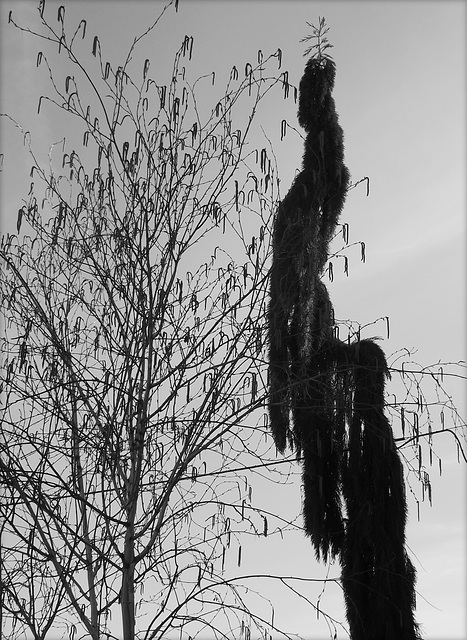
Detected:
left=268, top=19, right=422, bottom=639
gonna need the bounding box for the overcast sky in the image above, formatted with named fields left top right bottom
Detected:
left=1, top=1, right=466, bottom=639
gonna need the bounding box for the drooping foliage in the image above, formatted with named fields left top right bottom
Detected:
left=268, top=19, right=422, bottom=640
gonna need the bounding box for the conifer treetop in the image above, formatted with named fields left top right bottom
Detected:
left=300, top=17, right=334, bottom=62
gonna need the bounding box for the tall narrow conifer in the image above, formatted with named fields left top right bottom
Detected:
left=268, top=19, right=421, bottom=639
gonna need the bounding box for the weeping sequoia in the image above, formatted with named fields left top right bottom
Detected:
left=268, top=46, right=422, bottom=640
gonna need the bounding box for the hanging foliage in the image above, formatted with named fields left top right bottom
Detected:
left=268, top=19, right=421, bottom=640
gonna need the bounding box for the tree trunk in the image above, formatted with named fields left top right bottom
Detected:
left=121, top=521, right=135, bottom=640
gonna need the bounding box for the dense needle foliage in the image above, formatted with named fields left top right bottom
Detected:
left=268, top=20, right=422, bottom=640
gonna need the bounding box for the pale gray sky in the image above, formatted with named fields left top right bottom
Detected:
left=1, top=1, right=465, bottom=638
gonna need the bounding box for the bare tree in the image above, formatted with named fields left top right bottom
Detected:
left=1, top=4, right=465, bottom=640
left=0, top=3, right=295, bottom=639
